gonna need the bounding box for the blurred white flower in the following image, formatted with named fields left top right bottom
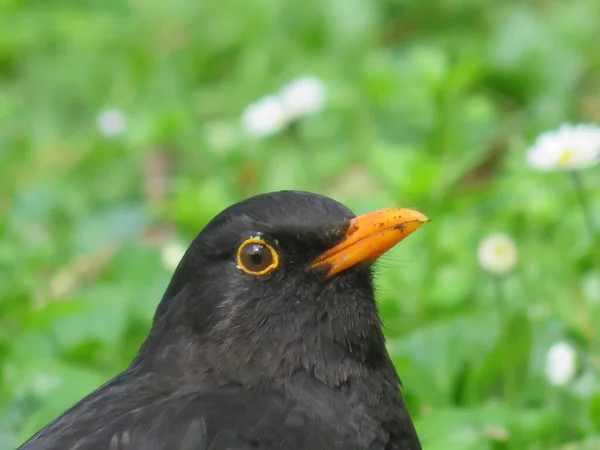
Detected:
left=477, top=233, right=518, bottom=275
left=240, top=76, right=326, bottom=138
left=97, top=108, right=126, bottom=137
left=526, top=124, right=600, bottom=171
left=241, top=95, right=288, bottom=137
left=161, top=242, right=186, bottom=272
left=205, top=120, right=239, bottom=154
left=280, top=76, right=326, bottom=120
left=482, top=425, right=509, bottom=442
left=545, top=341, right=576, bottom=386
left=31, top=373, right=61, bottom=395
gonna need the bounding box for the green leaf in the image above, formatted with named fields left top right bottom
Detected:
left=388, top=313, right=500, bottom=406
left=590, top=393, right=600, bottom=433
left=466, top=312, right=532, bottom=405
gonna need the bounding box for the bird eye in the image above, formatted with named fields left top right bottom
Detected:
left=236, top=238, right=279, bottom=275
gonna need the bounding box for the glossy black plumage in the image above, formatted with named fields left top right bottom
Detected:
left=19, top=191, right=421, bottom=450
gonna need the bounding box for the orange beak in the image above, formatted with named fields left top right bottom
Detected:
left=311, top=208, right=429, bottom=278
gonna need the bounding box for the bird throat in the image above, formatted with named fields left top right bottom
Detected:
left=140, top=289, right=393, bottom=386
left=136, top=268, right=401, bottom=395
left=207, top=285, right=396, bottom=391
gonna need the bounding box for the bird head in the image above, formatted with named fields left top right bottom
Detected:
left=139, top=191, right=428, bottom=387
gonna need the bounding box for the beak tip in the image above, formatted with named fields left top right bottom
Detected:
left=416, top=212, right=430, bottom=223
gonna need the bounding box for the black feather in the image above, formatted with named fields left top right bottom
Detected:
left=19, top=191, right=421, bottom=450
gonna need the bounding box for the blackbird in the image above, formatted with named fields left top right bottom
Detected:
left=19, top=190, right=429, bottom=450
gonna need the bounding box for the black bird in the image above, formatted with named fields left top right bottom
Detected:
left=19, top=190, right=429, bottom=450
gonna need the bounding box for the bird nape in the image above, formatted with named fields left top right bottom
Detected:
left=19, top=190, right=429, bottom=450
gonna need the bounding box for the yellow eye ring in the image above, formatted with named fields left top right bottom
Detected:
left=236, top=238, right=279, bottom=276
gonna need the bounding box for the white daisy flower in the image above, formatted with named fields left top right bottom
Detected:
left=161, top=242, right=186, bottom=272
left=97, top=108, right=126, bottom=137
left=526, top=123, right=600, bottom=171
left=477, top=233, right=518, bottom=275
left=241, top=95, right=288, bottom=137
left=280, top=76, right=326, bottom=120
left=545, top=341, right=576, bottom=386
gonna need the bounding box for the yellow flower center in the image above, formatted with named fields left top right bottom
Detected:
left=493, top=246, right=509, bottom=258
left=558, top=148, right=574, bottom=166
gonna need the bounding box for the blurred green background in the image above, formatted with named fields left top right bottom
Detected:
left=1, top=0, right=600, bottom=448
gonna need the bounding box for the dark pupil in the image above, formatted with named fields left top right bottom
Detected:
left=250, top=252, right=263, bottom=265
left=242, top=244, right=272, bottom=271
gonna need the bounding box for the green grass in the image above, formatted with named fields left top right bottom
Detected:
left=1, top=0, right=600, bottom=448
